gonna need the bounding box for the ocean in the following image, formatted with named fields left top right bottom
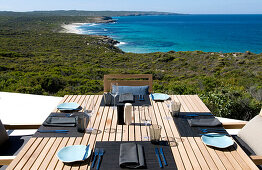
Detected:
left=78, top=15, right=262, bottom=54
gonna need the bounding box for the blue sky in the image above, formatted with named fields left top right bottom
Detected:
left=0, top=0, right=262, bottom=14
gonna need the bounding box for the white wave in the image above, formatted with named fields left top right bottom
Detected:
left=115, top=42, right=127, bottom=46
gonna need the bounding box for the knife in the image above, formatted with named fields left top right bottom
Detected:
left=37, top=130, right=68, bottom=133
left=159, top=148, right=167, bottom=166
left=155, top=148, right=163, bottom=168
left=82, top=145, right=90, bottom=160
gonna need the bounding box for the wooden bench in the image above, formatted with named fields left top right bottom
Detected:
left=104, top=74, right=153, bottom=93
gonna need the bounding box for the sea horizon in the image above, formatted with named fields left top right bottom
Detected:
left=73, top=14, right=262, bottom=54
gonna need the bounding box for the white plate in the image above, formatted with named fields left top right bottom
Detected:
left=201, top=133, right=234, bottom=148
left=57, top=145, right=91, bottom=163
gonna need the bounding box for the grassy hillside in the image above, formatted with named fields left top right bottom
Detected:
left=0, top=14, right=261, bottom=120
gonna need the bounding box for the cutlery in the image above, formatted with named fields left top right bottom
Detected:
left=82, top=145, right=90, bottom=160
left=37, top=130, right=68, bottom=133
left=159, top=148, right=167, bottom=166
left=96, top=148, right=104, bottom=170
left=155, top=148, right=163, bottom=168
left=139, top=95, right=145, bottom=101
left=91, top=148, right=99, bottom=168
left=200, top=133, right=228, bottom=137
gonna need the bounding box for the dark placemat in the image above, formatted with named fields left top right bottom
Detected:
left=92, top=141, right=177, bottom=170
left=100, top=95, right=151, bottom=106
left=33, top=112, right=87, bottom=138
left=173, top=112, right=227, bottom=137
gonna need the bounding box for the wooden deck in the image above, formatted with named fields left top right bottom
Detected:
left=6, top=95, right=258, bottom=170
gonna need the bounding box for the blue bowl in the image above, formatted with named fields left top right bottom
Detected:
left=57, top=102, right=80, bottom=111
left=57, top=145, right=91, bottom=163
left=201, top=133, right=234, bottom=148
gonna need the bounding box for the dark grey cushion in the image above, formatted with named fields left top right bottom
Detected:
left=0, top=119, right=8, bottom=146
left=187, top=118, right=222, bottom=127
left=113, top=85, right=149, bottom=95
left=119, top=143, right=145, bottom=168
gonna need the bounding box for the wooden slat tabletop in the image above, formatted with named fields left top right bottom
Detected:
left=6, top=95, right=258, bottom=170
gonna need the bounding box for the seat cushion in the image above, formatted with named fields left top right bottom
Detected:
left=0, top=120, right=8, bottom=146
left=112, top=85, right=149, bottom=95
left=238, top=115, right=262, bottom=155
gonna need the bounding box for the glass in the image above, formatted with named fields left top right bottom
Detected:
left=110, top=82, right=119, bottom=110
left=83, top=97, right=95, bottom=134
left=141, top=104, right=151, bottom=126
left=149, top=124, right=162, bottom=144
left=141, top=104, right=151, bottom=140
left=170, top=101, right=181, bottom=117
left=77, top=114, right=87, bottom=133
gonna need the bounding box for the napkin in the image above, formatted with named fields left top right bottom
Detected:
left=188, top=118, right=222, bottom=127
left=119, top=143, right=145, bottom=169
left=43, top=117, right=76, bottom=127
left=119, top=93, right=134, bottom=103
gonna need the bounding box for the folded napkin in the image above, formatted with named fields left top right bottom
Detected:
left=43, top=117, right=76, bottom=127
left=119, top=93, right=134, bottom=103
left=119, top=143, right=145, bottom=169
left=188, top=118, right=222, bottom=127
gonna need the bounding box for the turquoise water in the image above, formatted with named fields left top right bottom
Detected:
left=78, top=15, right=262, bottom=53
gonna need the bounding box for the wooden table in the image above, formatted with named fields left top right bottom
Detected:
left=7, top=95, right=258, bottom=170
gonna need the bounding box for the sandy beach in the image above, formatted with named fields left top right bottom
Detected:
left=60, top=23, right=87, bottom=34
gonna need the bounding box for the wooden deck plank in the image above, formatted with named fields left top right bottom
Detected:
left=187, top=137, right=210, bottom=169
left=39, top=137, right=64, bottom=170
left=21, top=137, right=49, bottom=169
left=228, top=146, right=251, bottom=170
left=182, top=137, right=202, bottom=169
left=134, top=106, right=142, bottom=141
left=42, top=137, right=66, bottom=169
left=214, top=149, right=235, bottom=170
left=31, top=137, right=56, bottom=170
left=158, top=101, right=186, bottom=170
left=194, top=137, right=219, bottom=170
left=14, top=137, right=43, bottom=170
left=6, top=138, right=37, bottom=170
left=192, top=95, right=211, bottom=112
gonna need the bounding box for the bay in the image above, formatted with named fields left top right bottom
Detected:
left=78, top=14, right=262, bottom=54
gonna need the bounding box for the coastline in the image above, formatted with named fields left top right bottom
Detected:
left=60, top=17, right=120, bottom=47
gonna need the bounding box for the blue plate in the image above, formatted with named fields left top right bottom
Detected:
left=57, top=102, right=80, bottom=111
left=57, top=145, right=91, bottom=163
left=201, top=133, right=234, bottom=148
left=151, top=93, right=170, bottom=101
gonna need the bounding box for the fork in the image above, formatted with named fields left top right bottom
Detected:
left=96, top=148, right=104, bottom=170
left=91, top=148, right=99, bottom=168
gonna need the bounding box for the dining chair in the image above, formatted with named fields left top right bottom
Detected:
left=222, top=108, right=262, bottom=166
left=104, top=74, right=153, bottom=94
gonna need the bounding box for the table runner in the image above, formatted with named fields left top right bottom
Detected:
left=33, top=112, right=86, bottom=137
left=92, top=141, right=177, bottom=170
left=173, top=112, right=228, bottom=137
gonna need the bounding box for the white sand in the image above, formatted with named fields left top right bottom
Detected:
left=60, top=23, right=87, bottom=34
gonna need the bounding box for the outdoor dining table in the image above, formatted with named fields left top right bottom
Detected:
left=6, top=95, right=259, bottom=169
